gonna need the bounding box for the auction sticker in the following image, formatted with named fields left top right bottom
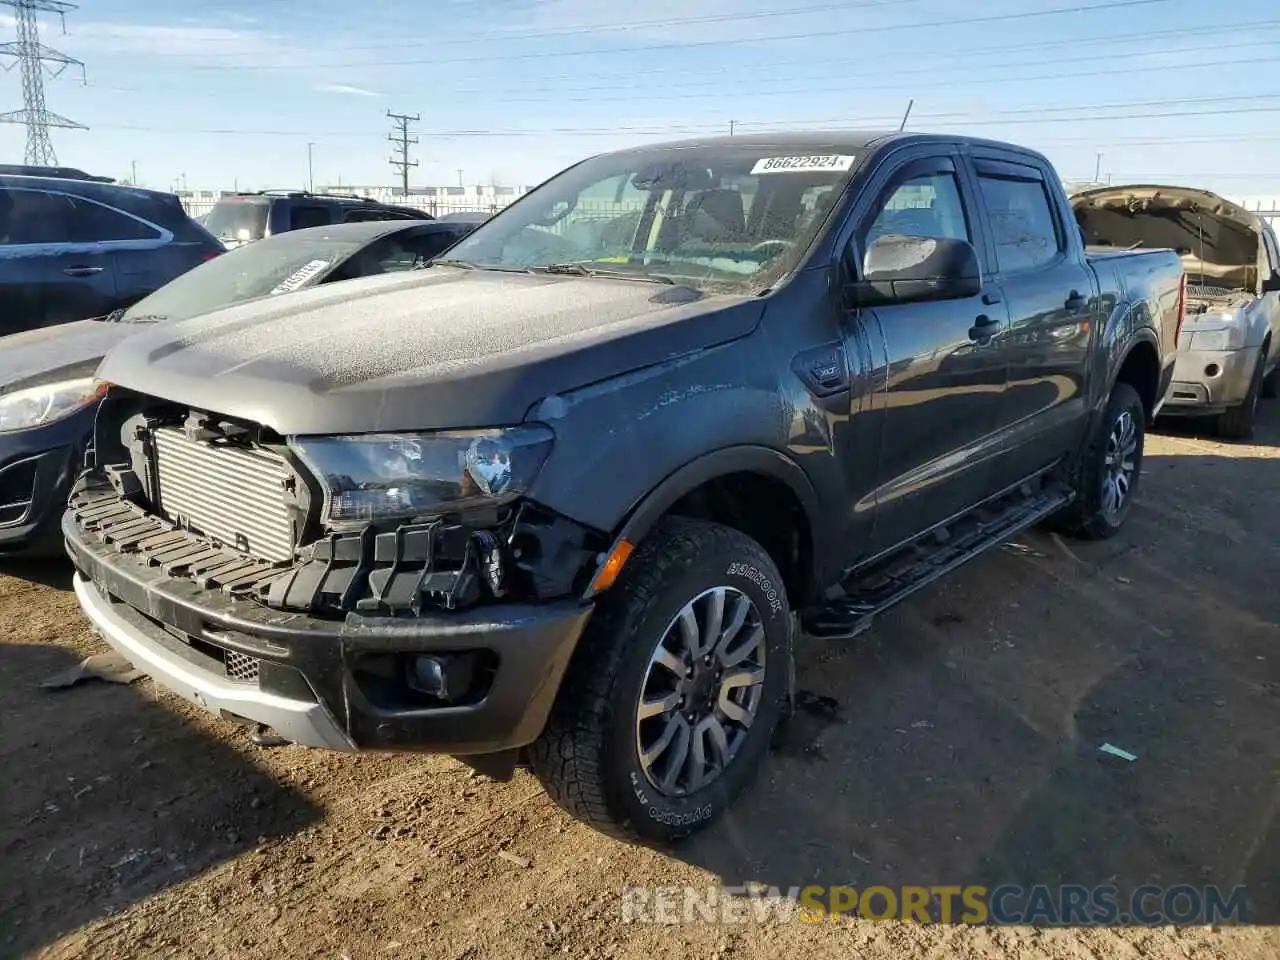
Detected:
left=751, top=155, right=856, bottom=175
left=270, top=258, right=333, bottom=295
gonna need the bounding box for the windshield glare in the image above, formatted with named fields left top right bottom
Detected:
left=203, top=198, right=270, bottom=241
left=443, top=145, right=861, bottom=292
left=119, top=235, right=366, bottom=323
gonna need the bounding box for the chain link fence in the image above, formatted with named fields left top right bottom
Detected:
left=180, top=195, right=520, bottom=222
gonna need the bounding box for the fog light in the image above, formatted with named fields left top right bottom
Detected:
left=1205, top=363, right=1221, bottom=378
left=405, top=653, right=478, bottom=703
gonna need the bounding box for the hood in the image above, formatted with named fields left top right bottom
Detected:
left=1071, top=184, right=1262, bottom=291
left=95, top=266, right=764, bottom=435
left=0, top=319, right=139, bottom=394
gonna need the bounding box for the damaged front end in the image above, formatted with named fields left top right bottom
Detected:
left=75, top=388, right=607, bottom=618
left=63, top=387, right=607, bottom=761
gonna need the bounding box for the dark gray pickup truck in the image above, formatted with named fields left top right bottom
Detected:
left=64, top=132, right=1184, bottom=843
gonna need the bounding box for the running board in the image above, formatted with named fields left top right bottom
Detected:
left=801, top=483, right=1072, bottom=640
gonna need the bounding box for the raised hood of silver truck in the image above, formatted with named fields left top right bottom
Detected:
left=1071, top=185, right=1263, bottom=292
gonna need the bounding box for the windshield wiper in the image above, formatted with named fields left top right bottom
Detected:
left=537, top=263, right=674, bottom=284
left=120, top=313, right=167, bottom=323
left=425, top=258, right=476, bottom=270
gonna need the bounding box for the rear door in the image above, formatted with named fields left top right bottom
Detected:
left=968, top=151, right=1099, bottom=482
left=0, top=186, right=118, bottom=332
left=66, top=192, right=174, bottom=313
left=846, top=150, right=1012, bottom=554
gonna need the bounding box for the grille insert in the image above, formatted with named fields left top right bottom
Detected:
left=224, top=650, right=261, bottom=684
left=152, top=427, right=296, bottom=563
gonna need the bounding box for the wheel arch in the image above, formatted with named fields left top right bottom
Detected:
left=585, top=446, right=826, bottom=607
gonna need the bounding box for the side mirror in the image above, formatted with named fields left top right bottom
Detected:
left=1262, top=269, right=1280, bottom=294
left=845, top=234, right=982, bottom=308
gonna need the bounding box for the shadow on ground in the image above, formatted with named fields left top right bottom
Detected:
left=0, top=640, right=322, bottom=957
left=673, top=409, right=1280, bottom=926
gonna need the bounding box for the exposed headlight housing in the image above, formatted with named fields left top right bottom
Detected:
left=0, top=378, right=107, bottom=434
left=1182, top=311, right=1247, bottom=352
left=290, top=425, right=555, bottom=523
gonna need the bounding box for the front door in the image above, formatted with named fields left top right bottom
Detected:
left=849, top=154, right=1011, bottom=555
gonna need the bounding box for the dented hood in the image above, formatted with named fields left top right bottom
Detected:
left=95, top=265, right=763, bottom=435
left=1071, top=184, right=1262, bottom=290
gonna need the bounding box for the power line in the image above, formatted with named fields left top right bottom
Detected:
left=0, top=0, right=85, bottom=165
left=87, top=99, right=1280, bottom=140
left=78, top=19, right=1280, bottom=99
left=386, top=110, right=419, bottom=197
left=172, top=0, right=1172, bottom=71
left=153, top=0, right=930, bottom=53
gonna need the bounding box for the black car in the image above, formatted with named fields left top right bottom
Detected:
left=202, top=190, right=432, bottom=250
left=0, top=217, right=479, bottom=556
left=0, top=174, right=225, bottom=338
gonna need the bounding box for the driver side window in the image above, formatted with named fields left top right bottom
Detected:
left=864, top=172, right=971, bottom=247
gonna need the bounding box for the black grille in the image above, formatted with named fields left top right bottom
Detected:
left=224, top=650, right=261, bottom=684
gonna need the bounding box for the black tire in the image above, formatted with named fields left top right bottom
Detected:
left=530, top=517, right=792, bottom=844
left=1216, top=352, right=1265, bottom=440
left=1261, top=366, right=1279, bottom=400
left=1052, top=381, right=1146, bottom=540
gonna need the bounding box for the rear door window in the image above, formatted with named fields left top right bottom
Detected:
left=65, top=197, right=160, bottom=242
left=289, top=205, right=331, bottom=230
left=977, top=173, right=1062, bottom=273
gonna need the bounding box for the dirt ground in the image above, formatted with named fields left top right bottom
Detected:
left=2, top=406, right=1279, bottom=960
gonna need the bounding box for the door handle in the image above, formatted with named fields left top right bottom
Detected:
left=1065, top=290, right=1087, bottom=311
left=63, top=266, right=104, bottom=277
left=969, top=314, right=1002, bottom=342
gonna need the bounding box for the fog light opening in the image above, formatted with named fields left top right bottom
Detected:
left=1204, top=363, right=1221, bottom=378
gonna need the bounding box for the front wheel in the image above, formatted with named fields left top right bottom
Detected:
left=530, top=517, right=792, bottom=843
left=1051, top=381, right=1146, bottom=540
left=1217, top=350, right=1266, bottom=440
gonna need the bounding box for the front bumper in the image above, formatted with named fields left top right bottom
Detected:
left=64, top=507, right=595, bottom=756
left=1161, top=345, right=1261, bottom=415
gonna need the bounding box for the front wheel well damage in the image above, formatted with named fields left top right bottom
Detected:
left=650, top=471, right=813, bottom=606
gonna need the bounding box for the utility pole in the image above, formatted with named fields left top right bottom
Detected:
left=0, top=0, right=86, bottom=165
left=457, top=168, right=464, bottom=188
left=728, top=119, right=735, bottom=136
left=1094, top=153, right=1103, bottom=182
left=130, top=159, right=137, bottom=185
left=307, top=141, right=315, bottom=192
left=387, top=110, right=419, bottom=197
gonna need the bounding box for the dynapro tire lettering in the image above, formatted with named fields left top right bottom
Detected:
left=649, top=804, right=714, bottom=827
left=727, top=562, right=783, bottom=615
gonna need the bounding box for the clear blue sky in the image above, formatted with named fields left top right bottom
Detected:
left=1, top=0, right=1277, bottom=201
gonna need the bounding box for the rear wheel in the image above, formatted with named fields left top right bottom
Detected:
left=530, top=517, right=792, bottom=843
left=1052, top=381, right=1146, bottom=540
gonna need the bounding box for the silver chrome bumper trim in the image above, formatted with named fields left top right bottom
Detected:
left=72, top=573, right=356, bottom=752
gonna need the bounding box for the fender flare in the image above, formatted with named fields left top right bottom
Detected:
left=585, top=445, right=826, bottom=601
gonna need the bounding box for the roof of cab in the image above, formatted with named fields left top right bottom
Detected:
left=601, top=130, right=1053, bottom=164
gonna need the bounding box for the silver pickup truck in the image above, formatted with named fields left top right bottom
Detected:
left=1072, top=185, right=1280, bottom=439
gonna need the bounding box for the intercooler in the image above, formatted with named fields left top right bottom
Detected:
left=151, top=426, right=297, bottom=564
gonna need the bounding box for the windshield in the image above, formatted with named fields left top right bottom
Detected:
left=203, top=197, right=271, bottom=242
left=118, top=234, right=368, bottom=323
left=443, top=144, right=862, bottom=293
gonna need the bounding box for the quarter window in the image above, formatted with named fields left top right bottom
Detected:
left=289, top=205, right=330, bottom=230
left=977, top=174, right=1061, bottom=273
left=864, top=172, right=970, bottom=247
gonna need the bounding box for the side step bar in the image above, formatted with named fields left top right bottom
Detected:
left=801, top=483, right=1072, bottom=640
